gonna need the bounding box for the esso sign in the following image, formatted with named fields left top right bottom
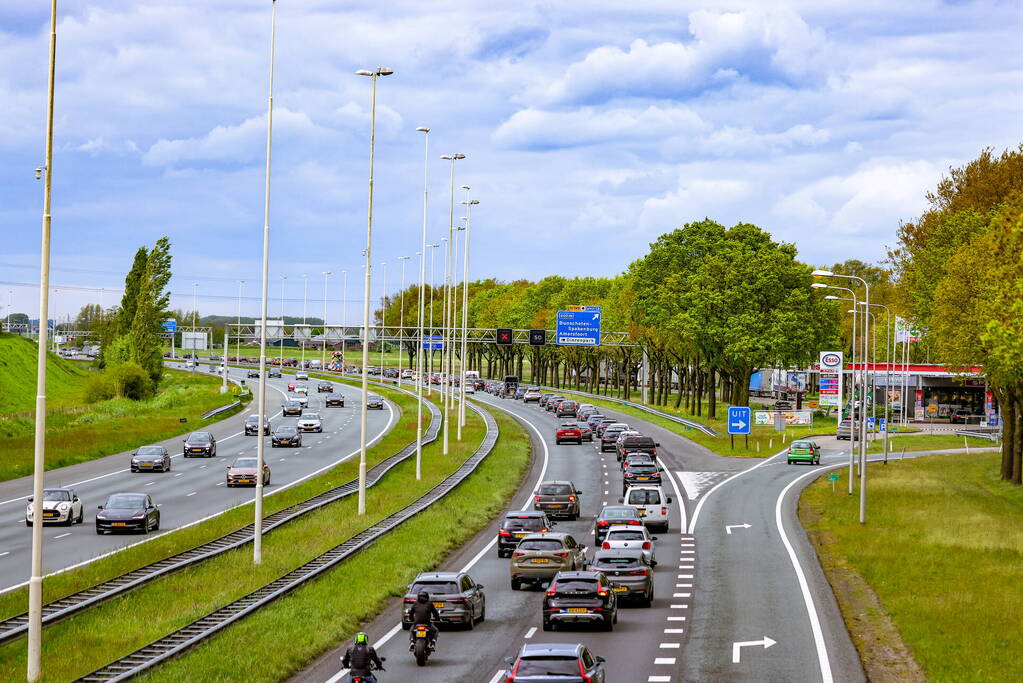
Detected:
left=820, top=352, right=842, bottom=369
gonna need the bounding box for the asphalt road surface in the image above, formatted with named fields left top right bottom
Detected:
left=0, top=365, right=395, bottom=593
left=293, top=390, right=866, bottom=683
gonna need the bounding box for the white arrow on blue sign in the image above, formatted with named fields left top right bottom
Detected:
left=727, top=406, right=751, bottom=435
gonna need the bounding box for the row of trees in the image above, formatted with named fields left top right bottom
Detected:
left=891, top=145, right=1023, bottom=484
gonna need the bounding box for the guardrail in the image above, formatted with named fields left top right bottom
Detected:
left=0, top=383, right=439, bottom=647
left=77, top=400, right=497, bottom=682
left=953, top=428, right=1000, bottom=442
left=199, top=401, right=240, bottom=420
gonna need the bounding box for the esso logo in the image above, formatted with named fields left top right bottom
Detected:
left=821, top=353, right=841, bottom=368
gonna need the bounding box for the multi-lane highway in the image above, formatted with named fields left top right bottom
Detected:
left=294, top=388, right=865, bottom=683
left=0, top=365, right=395, bottom=592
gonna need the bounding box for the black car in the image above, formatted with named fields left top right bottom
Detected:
left=183, top=431, right=216, bottom=457
left=615, top=435, right=659, bottom=461
left=599, top=425, right=629, bottom=452
left=131, top=445, right=171, bottom=472
left=325, top=394, right=345, bottom=407
left=367, top=395, right=384, bottom=410
left=271, top=425, right=302, bottom=448
left=247, top=369, right=260, bottom=379
left=244, top=414, right=271, bottom=436
left=317, top=382, right=333, bottom=393
left=542, top=571, right=618, bottom=631
left=497, top=510, right=554, bottom=558
left=402, top=571, right=485, bottom=629
left=268, top=368, right=282, bottom=378
left=594, top=505, right=644, bottom=543
left=622, top=462, right=662, bottom=493
left=282, top=400, right=303, bottom=417
left=506, top=643, right=606, bottom=683
left=556, top=400, right=578, bottom=418
left=590, top=548, right=654, bottom=606
left=95, top=493, right=160, bottom=534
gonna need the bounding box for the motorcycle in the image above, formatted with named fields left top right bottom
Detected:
left=347, top=657, right=385, bottom=683
left=409, top=624, right=436, bottom=666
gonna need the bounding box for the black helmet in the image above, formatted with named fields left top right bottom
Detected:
left=417, top=591, right=429, bottom=603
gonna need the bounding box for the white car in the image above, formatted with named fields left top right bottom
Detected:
left=27, top=487, right=84, bottom=526
left=296, top=395, right=309, bottom=407
left=294, top=384, right=308, bottom=395
left=602, top=524, right=657, bottom=566
left=619, top=485, right=672, bottom=533
left=465, top=385, right=476, bottom=395
left=296, top=371, right=309, bottom=381
left=296, top=412, right=323, bottom=432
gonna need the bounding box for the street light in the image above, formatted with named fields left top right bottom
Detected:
left=356, top=65, right=393, bottom=515
left=191, top=283, right=199, bottom=371
left=459, top=191, right=479, bottom=432
left=439, top=153, right=465, bottom=455
left=340, top=269, right=347, bottom=371
left=414, top=126, right=430, bottom=480
left=279, top=275, right=287, bottom=367
left=321, top=271, right=331, bottom=370
left=236, top=280, right=245, bottom=364
left=301, top=273, right=309, bottom=367
left=427, top=242, right=440, bottom=397
left=817, top=284, right=858, bottom=494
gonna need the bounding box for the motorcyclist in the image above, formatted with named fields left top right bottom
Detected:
left=341, top=632, right=384, bottom=682
left=406, top=590, right=440, bottom=647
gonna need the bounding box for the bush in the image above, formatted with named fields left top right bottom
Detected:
left=112, top=362, right=154, bottom=400
left=84, top=374, right=116, bottom=403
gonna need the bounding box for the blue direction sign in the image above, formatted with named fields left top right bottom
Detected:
left=867, top=417, right=876, bottom=432
left=556, top=306, right=601, bottom=346
left=727, top=406, right=751, bottom=435
left=422, top=335, right=444, bottom=350
left=161, top=319, right=177, bottom=334
left=878, top=417, right=887, bottom=432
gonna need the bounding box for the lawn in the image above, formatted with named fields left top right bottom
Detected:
left=799, top=453, right=1023, bottom=682
left=868, top=432, right=996, bottom=454
left=0, top=333, right=92, bottom=414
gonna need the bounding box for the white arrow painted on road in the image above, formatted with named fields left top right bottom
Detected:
left=732, top=636, right=776, bottom=663
left=725, top=523, right=751, bottom=535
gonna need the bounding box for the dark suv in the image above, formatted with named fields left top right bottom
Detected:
left=534, top=480, right=582, bottom=519
left=590, top=548, right=654, bottom=606
left=542, top=571, right=618, bottom=631
left=615, top=435, right=659, bottom=461
left=497, top=510, right=554, bottom=558
left=402, top=572, right=485, bottom=629
left=182, top=432, right=216, bottom=457
left=556, top=400, right=578, bottom=418
left=505, top=643, right=606, bottom=683
left=622, top=461, right=662, bottom=493
left=244, top=414, right=270, bottom=436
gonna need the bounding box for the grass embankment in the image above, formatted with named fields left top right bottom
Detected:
left=0, top=368, right=246, bottom=482
left=867, top=433, right=995, bottom=454
left=0, top=399, right=495, bottom=681
left=0, top=332, right=92, bottom=413
left=551, top=389, right=836, bottom=458
left=0, top=382, right=417, bottom=623
left=800, top=453, right=1023, bottom=682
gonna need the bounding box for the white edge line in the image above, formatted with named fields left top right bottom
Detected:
left=656, top=456, right=688, bottom=535
left=0, top=396, right=395, bottom=597
left=326, top=401, right=551, bottom=683
left=687, top=447, right=787, bottom=534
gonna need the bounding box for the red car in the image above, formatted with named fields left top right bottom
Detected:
left=555, top=422, right=582, bottom=445
left=287, top=382, right=296, bottom=392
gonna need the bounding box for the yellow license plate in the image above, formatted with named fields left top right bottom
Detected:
left=112, top=522, right=126, bottom=527
left=637, top=508, right=646, bottom=514
left=515, top=532, right=527, bottom=538
left=531, top=558, right=550, bottom=564
left=415, top=631, right=427, bottom=638
left=191, top=448, right=202, bottom=452
left=432, top=602, right=444, bottom=608
left=43, top=512, right=57, bottom=517
left=637, top=476, right=649, bottom=480
left=238, top=479, right=252, bottom=483
left=141, top=463, right=152, bottom=467
left=567, top=607, right=588, bottom=613
left=613, top=586, right=628, bottom=592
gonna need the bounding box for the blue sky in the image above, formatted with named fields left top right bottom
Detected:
left=1, top=0, right=1021, bottom=324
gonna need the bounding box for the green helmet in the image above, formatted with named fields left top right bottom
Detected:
left=354, top=632, right=368, bottom=645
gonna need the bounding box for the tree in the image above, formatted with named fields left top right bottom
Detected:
left=129, top=237, right=173, bottom=385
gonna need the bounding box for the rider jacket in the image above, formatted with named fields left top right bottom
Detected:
left=408, top=600, right=440, bottom=626
left=342, top=643, right=383, bottom=676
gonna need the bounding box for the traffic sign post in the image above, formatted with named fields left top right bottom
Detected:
left=828, top=471, right=840, bottom=493
left=728, top=406, right=751, bottom=451
left=556, top=306, right=601, bottom=346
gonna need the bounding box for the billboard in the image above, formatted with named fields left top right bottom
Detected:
left=786, top=372, right=808, bottom=394
left=181, top=331, right=207, bottom=351
left=754, top=410, right=813, bottom=426
left=818, top=351, right=843, bottom=408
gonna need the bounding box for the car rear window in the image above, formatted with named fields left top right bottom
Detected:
left=518, top=539, right=564, bottom=551
left=503, top=517, right=545, bottom=531
left=560, top=423, right=579, bottom=429
left=627, top=490, right=662, bottom=505
left=608, top=530, right=646, bottom=540
left=539, top=484, right=572, bottom=496
left=593, top=556, right=640, bottom=568
left=552, top=579, right=599, bottom=594
left=627, top=465, right=657, bottom=474
left=516, top=657, right=580, bottom=676
left=410, top=581, right=459, bottom=595
left=602, top=508, right=636, bottom=519
left=792, top=441, right=812, bottom=448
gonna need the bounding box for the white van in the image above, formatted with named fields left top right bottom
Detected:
left=619, top=485, right=672, bottom=533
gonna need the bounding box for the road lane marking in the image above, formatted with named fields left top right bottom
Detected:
left=667, top=616, right=686, bottom=621
left=670, top=604, right=688, bottom=609
left=0, top=552, right=9, bottom=558
left=659, top=643, right=681, bottom=648
left=174, top=473, right=183, bottom=477
left=216, top=482, right=225, bottom=487
left=676, top=583, right=692, bottom=588
left=199, top=465, right=208, bottom=469
left=664, top=628, right=685, bottom=633
left=649, top=677, right=672, bottom=682
left=678, top=574, right=693, bottom=579
left=673, top=592, right=691, bottom=598
left=524, top=627, right=536, bottom=639
left=653, top=658, right=676, bottom=664
left=687, top=448, right=788, bottom=534
left=54, top=533, right=71, bottom=539
left=487, top=671, right=506, bottom=683
left=186, top=492, right=197, bottom=497
left=145, top=482, right=155, bottom=487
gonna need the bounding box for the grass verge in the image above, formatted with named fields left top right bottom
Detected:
left=867, top=433, right=996, bottom=454
left=0, top=332, right=92, bottom=414
left=799, top=452, right=1023, bottom=681
left=0, top=400, right=486, bottom=682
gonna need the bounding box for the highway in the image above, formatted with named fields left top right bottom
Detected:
left=0, top=365, right=395, bottom=593
left=294, top=389, right=865, bottom=683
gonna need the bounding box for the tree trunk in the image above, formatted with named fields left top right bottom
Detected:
left=707, top=368, right=717, bottom=419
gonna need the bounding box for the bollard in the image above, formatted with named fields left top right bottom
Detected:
left=756, top=441, right=760, bottom=453
left=964, top=436, right=970, bottom=454
left=768, top=438, right=773, bottom=450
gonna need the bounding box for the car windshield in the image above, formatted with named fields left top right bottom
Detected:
left=106, top=494, right=146, bottom=509
left=286, top=401, right=301, bottom=407
left=246, top=416, right=260, bottom=423
left=503, top=517, right=546, bottom=531
left=137, top=446, right=165, bottom=455
left=232, top=458, right=257, bottom=468
left=593, top=555, right=640, bottom=568
left=518, top=539, right=564, bottom=551
left=515, top=657, right=580, bottom=676
left=276, top=426, right=297, bottom=435
left=188, top=433, right=211, bottom=443
left=608, top=530, right=646, bottom=540
left=43, top=490, right=71, bottom=502
left=553, top=579, right=598, bottom=593
left=539, top=484, right=572, bottom=496
left=410, top=581, right=459, bottom=595
left=627, top=490, right=661, bottom=505
left=302, top=413, right=320, bottom=420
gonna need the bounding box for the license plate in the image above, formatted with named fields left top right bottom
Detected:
left=637, top=508, right=646, bottom=515
left=43, top=512, right=57, bottom=518
left=280, top=440, right=290, bottom=444
left=531, top=558, right=550, bottom=564
left=415, top=631, right=427, bottom=638
left=141, top=463, right=152, bottom=468
left=515, top=532, right=527, bottom=538
left=567, top=607, right=588, bottom=613
left=613, top=586, right=628, bottom=592
left=191, top=448, right=202, bottom=453
left=637, top=476, right=649, bottom=480
left=432, top=602, right=444, bottom=608
left=238, top=479, right=252, bottom=483
left=113, top=522, right=126, bottom=527
left=548, top=504, right=565, bottom=508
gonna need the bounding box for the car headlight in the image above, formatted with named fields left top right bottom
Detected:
left=132, top=512, right=146, bottom=519
left=58, top=502, right=70, bottom=511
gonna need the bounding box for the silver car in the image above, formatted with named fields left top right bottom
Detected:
left=296, top=412, right=323, bottom=433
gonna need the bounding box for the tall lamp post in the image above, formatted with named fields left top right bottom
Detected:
left=321, top=271, right=331, bottom=370
left=191, top=282, right=199, bottom=371
left=236, top=280, right=245, bottom=363
left=459, top=190, right=479, bottom=431
left=439, top=153, right=465, bottom=455
left=340, top=269, right=347, bottom=370
left=414, top=126, right=430, bottom=480
left=301, top=273, right=309, bottom=366
left=427, top=242, right=440, bottom=396
left=379, top=261, right=388, bottom=372
left=355, top=66, right=393, bottom=515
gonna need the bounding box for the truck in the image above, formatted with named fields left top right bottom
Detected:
left=502, top=375, right=519, bottom=398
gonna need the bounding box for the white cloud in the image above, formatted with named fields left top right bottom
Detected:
left=493, top=104, right=706, bottom=148
left=639, top=177, right=751, bottom=234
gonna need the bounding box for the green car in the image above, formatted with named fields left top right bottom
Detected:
left=787, top=440, right=821, bottom=465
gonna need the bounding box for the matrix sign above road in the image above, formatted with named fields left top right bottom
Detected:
left=528, top=329, right=547, bottom=346
left=556, top=306, right=601, bottom=346
left=727, top=406, right=751, bottom=435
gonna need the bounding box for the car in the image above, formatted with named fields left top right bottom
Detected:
left=601, top=524, right=657, bottom=566
left=616, top=435, right=659, bottom=461
left=620, top=452, right=656, bottom=472
left=497, top=511, right=556, bottom=558
left=271, top=424, right=302, bottom=447
left=775, top=400, right=793, bottom=410
left=510, top=533, right=588, bottom=590
left=367, top=395, right=384, bottom=410
left=619, top=485, right=672, bottom=533
left=282, top=400, right=303, bottom=416
left=296, top=394, right=309, bottom=407
left=556, top=400, right=579, bottom=418
left=295, top=384, right=308, bottom=395
left=131, top=445, right=171, bottom=472
left=593, top=505, right=644, bottom=543
left=183, top=431, right=216, bottom=457
left=296, top=412, right=323, bottom=433
left=590, top=548, right=654, bottom=606
left=268, top=368, right=282, bottom=378
left=574, top=422, right=594, bottom=442
left=505, top=643, right=606, bottom=683
left=787, top=439, right=821, bottom=465
left=401, top=572, right=486, bottom=629
left=612, top=430, right=641, bottom=455
left=287, top=382, right=296, bottom=392
left=950, top=409, right=981, bottom=424
left=314, top=381, right=332, bottom=393
left=465, top=385, right=476, bottom=395
left=26, top=487, right=83, bottom=526
left=599, top=423, right=630, bottom=451
left=836, top=418, right=861, bottom=440
left=226, top=456, right=270, bottom=487
left=542, top=570, right=618, bottom=631
left=547, top=397, right=566, bottom=413
left=622, top=461, right=662, bottom=492
left=534, top=480, right=582, bottom=519
left=514, top=387, right=526, bottom=400
left=296, top=371, right=309, bottom=381
left=247, top=369, right=260, bottom=379
left=523, top=389, right=542, bottom=403
left=95, top=493, right=160, bottom=534
left=538, top=393, right=554, bottom=407
left=595, top=419, right=617, bottom=438
left=244, top=414, right=271, bottom=436
left=555, top=422, right=582, bottom=445
left=585, top=414, right=606, bottom=431
left=325, top=394, right=345, bottom=407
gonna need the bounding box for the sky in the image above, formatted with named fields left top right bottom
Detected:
left=1, top=0, right=1021, bottom=324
